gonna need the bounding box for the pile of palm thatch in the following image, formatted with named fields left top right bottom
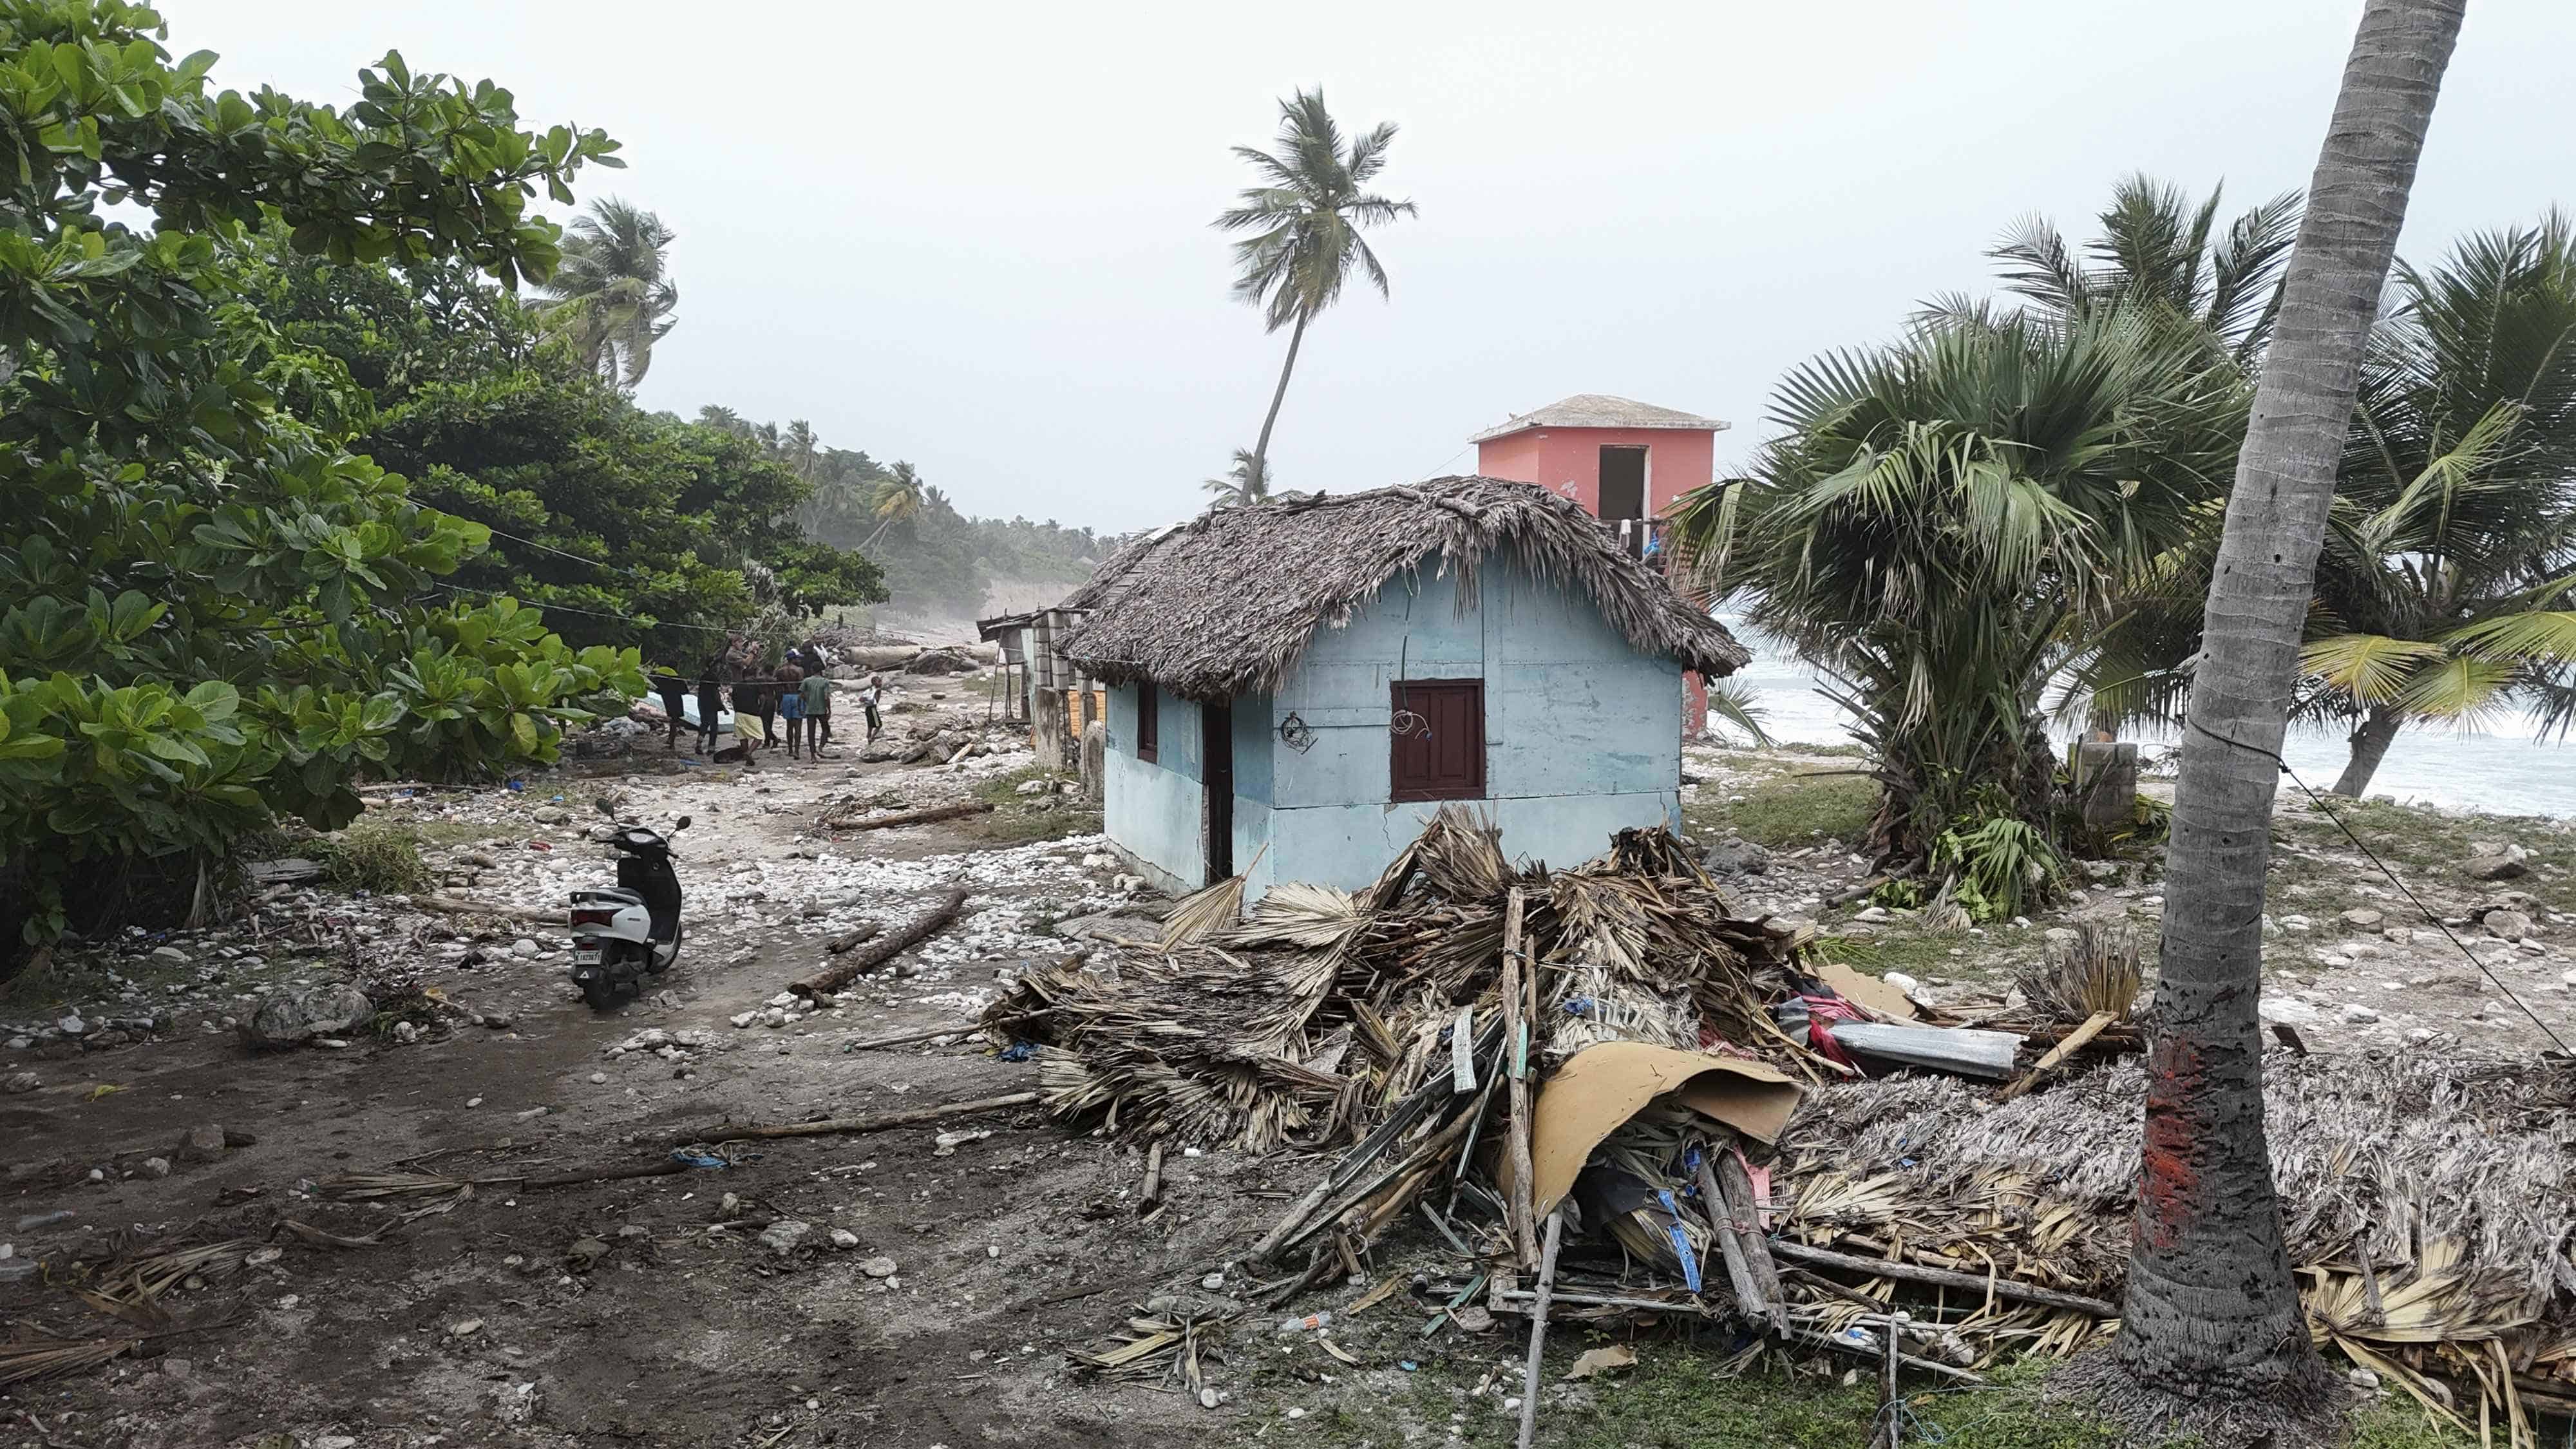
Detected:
left=981, top=806, right=1819, bottom=1154
left=1777, top=1054, right=2576, bottom=1434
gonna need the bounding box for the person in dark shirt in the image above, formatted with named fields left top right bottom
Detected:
left=799, top=668, right=833, bottom=757
left=777, top=664, right=806, bottom=759
left=694, top=650, right=727, bottom=755
left=652, top=667, right=689, bottom=753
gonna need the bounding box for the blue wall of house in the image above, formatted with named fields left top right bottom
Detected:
left=1104, top=547, right=1684, bottom=901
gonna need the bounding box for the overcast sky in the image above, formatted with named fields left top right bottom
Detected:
left=190, top=1, right=2575, bottom=535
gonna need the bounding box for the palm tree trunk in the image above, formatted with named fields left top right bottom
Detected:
left=2330, top=705, right=2405, bottom=797
left=2108, top=0, right=2462, bottom=1426
left=1250, top=308, right=1311, bottom=477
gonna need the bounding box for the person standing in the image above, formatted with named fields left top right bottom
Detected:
left=777, top=663, right=806, bottom=759
left=694, top=650, right=728, bottom=755
left=800, top=667, right=833, bottom=757
left=652, top=667, right=690, bottom=753
left=860, top=672, right=884, bottom=743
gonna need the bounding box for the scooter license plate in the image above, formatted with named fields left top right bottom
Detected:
left=574, top=947, right=601, bottom=965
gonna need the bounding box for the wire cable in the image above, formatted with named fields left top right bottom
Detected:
left=2182, top=713, right=2572, bottom=1055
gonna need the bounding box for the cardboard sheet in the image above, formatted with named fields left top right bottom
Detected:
left=1816, top=959, right=1921, bottom=1021
left=1514, top=1041, right=1804, bottom=1218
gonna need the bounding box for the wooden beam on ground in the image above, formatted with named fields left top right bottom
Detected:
left=1767, top=1239, right=2117, bottom=1318
left=789, top=884, right=969, bottom=999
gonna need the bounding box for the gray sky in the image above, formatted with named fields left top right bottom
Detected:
left=192, top=1, right=2576, bottom=535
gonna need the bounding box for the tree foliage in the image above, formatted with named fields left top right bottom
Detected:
left=0, top=3, right=639, bottom=950
left=531, top=196, right=676, bottom=386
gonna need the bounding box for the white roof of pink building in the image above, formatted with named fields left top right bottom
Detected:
left=1469, top=393, right=1729, bottom=443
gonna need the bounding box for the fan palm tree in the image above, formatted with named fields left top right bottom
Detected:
left=1216, top=90, right=1416, bottom=479
left=1202, top=448, right=1273, bottom=507
left=1930, top=175, right=2300, bottom=363
left=1671, top=311, right=2245, bottom=870
left=2296, top=216, right=2576, bottom=793
left=534, top=198, right=679, bottom=386
left=861, top=461, right=925, bottom=549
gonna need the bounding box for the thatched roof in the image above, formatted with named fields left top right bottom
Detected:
left=1054, top=477, right=1748, bottom=700
left=1470, top=393, right=1729, bottom=442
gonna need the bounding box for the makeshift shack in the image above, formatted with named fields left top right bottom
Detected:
left=1054, top=477, right=1750, bottom=898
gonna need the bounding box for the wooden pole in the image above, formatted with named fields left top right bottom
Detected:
left=1767, top=1240, right=2118, bottom=1317
left=790, top=884, right=970, bottom=999
left=823, top=921, right=885, bottom=954
left=840, top=1022, right=969, bottom=1052
left=1712, top=1145, right=1786, bottom=1328
left=1500, top=887, right=1540, bottom=1271
left=658, top=1090, right=1037, bottom=1148
left=1694, top=1152, right=1769, bottom=1325
left=1140, top=1142, right=1166, bottom=1209
left=422, top=895, right=567, bottom=925
left=1514, top=1208, right=1565, bottom=1449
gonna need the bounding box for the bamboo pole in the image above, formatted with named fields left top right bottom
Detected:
left=1500, top=887, right=1540, bottom=1270
left=1767, top=1240, right=2117, bottom=1317
left=658, top=1091, right=1036, bottom=1148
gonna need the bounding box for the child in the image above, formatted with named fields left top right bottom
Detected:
left=799, top=666, right=833, bottom=757
left=860, top=672, right=884, bottom=743
left=777, top=664, right=806, bottom=759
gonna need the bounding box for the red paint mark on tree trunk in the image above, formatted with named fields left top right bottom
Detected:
left=2138, top=1034, right=2207, bottom=1252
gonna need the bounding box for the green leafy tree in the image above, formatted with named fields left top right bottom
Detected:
left=0, top=5, right=635, bottom=957
left=864, top=460, right=925, bottom=549
left=1670, top=314, right=2247, bottom=880
left=532, top=196, right=676, bottom=386
left=1216, top=89, right=1416, bottom=480
left=2298, top=216, right=2576, bottom=793
left=1202, top=448, right=1272, bottom=506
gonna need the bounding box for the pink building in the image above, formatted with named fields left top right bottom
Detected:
left=1469, top=393, right=1727, bottom=535
left=1471, top=393, right=1730, bottom=735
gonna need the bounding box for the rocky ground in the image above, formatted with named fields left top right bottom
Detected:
left=0, top=702, right=2559, bottom=1449
left=1679, top=743, right=2576, bottom=1055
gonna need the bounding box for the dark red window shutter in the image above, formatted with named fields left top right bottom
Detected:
left=1390, top=680, right=1484, bottom=802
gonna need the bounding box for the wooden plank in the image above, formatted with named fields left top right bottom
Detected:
left=1768, top=1239, right=2117, bottom=1317
left=1994, top=1010, right=2116, bottom=1103
left=1513, top=1209, right=1565, bottom=1449
left=1450, top=1006, right=1478, bottom=1094
left=1500, top=887, right=1540, bottom=1271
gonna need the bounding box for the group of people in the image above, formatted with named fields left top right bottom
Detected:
left=649, top=637, right=884, bottom=762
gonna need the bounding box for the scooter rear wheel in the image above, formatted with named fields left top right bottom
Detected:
left=580, top=974, right=621, bottom=1012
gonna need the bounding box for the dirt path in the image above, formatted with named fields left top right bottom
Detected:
left=0, top=734, right=1263, bottom=1449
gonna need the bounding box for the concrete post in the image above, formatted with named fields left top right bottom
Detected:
left=2073, top=741, right=2139, bottom=833
left=1033, top=688, right=1066, bottom=773
left=1079, top=720, right=1106, bottom=805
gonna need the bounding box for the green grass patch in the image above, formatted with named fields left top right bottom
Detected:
left=2275, top=797, right=2576, bottom=915
left=1686, top=769, right=1878, bottom=850
left=972, top=764, right=1101, bottom=845
left=312, top=817, right=430, bottom=895
left=1819, top=927, right=2000, bottom=982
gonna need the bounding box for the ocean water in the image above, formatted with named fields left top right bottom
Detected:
left=1721, top=622, right=2576, bottom=820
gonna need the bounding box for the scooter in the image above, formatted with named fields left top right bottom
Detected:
left=569, top=799, right=690, bottom=1011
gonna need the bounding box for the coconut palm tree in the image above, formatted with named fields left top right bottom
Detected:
left=861, top=461, right=925, bottom=550
left=1202, top=449, right=1273, bottom=507
left=2110, top=0, right=2463, bottom=1428
left=697, top=404, right=746, bottom=433
left=535, top=198, right=678, bottom=386
left=2298, top=216, right=2576, bottom=793
left=1216, top=90, right=1416, bottom=479
left=1931, top=175, right=2300, bottom=363
left=1672, top=312, right=2245, bottom=877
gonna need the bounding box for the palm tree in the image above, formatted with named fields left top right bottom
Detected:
left=861, top=461, right=925, bottom=549
left=2298, top=216, right=2576, bottom=794
left=1933, top=175, right=2300, bottom=363
left=697, top=404, right=746, bottom=433
left=1202, top=448, right=1273, bottom=507
left=534, top=198, right=679, bottom=386
left=1671, top=312, right=2244, bottom=876
left=783, top=419, right=822, bottom=482
left=1216, top=90, right=1416, bottom=479
left=2109, top=0, right=2463, bottom=1430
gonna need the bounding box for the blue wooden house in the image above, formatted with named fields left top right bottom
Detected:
left=1055, top=477, right=1748, bottom=899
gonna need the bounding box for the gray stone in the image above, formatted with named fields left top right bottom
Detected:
left=176, top=1122, right=228, bottom=1163
left=1702, top=836, right=1772, bottom=877
left=858, top=1256, right=898, bottom=1278
left=533, top=806, right=569, bottom=826
left=56, top=1016, right=84, bottom=1036
left=757, top=1220, right=813, bottom=1256
left=829, top=1229, right=860, bottom=1250
left=2, top=1072, right=35, bottom=1095
left=140, top=1157, right=171, bottom=1179
left=2467, top=841, right=2530, bottom=882
left=149, top=945, right=190, bottom=966
left=511, top=938, right=541, bottom=958
left=240, top=983, right=373, bottom=1049
left=2485, top=910, right=2534, bottom=942
left=2338, top=907, right=2385, bottom=930
left=2341, top=1003, right=2381, bottom=1024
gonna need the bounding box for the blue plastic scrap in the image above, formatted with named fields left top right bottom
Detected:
left=1655, top=1188, right=1704, bottom=1294
left=999, top=1040, right=1036, bottom=1062
left=668, top=1150, right=729, bottom=1170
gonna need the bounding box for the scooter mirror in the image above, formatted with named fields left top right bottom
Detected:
left=674, top=816, right=692, bottom=831
left=595, top=798, right=616, bottom=817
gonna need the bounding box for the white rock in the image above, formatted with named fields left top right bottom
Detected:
left=2341, top=1004, right=2381, bottom=1024
left=859, top=1256, right=898, bottom=1278
left=730, top=1010, right=761, bottom=1029
left=2259, top=997, right=2321, bottom=1026
left=829, top=1229, right=860, bottom=1250
left=57, top=1016, right=84, bottom=1036
left=511, top=939, right=540, bottom=958
left=758, top=1220, right=813, bottom=1256
left=1882, top=972, right=1919, bottom=997
left=761, top=1009, right=790, bottom=1028
left=589, top=1072, right=608, bottom=1084
left=766, top=991, right=800, bottom=1009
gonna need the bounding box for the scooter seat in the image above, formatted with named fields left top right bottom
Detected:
left=573, top=887, right=645, bottom=907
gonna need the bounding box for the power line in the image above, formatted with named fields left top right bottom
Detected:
left=2183, top=713, right=2571, bottom=1056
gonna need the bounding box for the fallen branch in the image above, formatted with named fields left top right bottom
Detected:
left=656, top=1090, right=1038, bottom=1148
left=1768, top=1240, right=2117, bottom=1318
left=841, top=1023, right=972, bottom=1052
left=1995, top=1010, right=2116, bottom=1103
left=820, top=801, right=992, bottom=832
left=421, top=895, right=567, bottom=925
left=790, top=884, right=971, bottom=999
left=1140, top=1142, right=1166, bottom=1211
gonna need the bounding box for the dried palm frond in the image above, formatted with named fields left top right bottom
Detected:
left=0, top=1329, right=138, bottom=1387
left=2014, top=920, right=2144, bottom=1023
